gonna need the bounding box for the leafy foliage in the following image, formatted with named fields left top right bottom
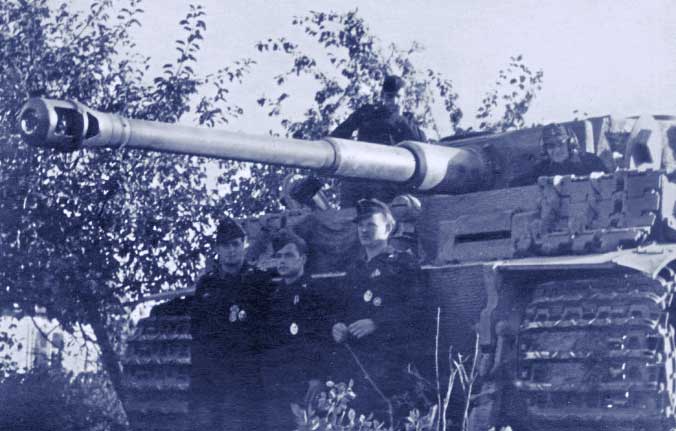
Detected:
left=0, top=367, right=126, bottom=431
left=256, top=10, right=542, bottom=139
left=0, top=0, right=254, bottom=391
left=293, top=380, right=437, bottom=431
left=0, top=325, right=19, bottom=377
left=247, top=9, right=468, bottom=208
left=250, top=10, right=542, bottom=205
left=255, top=9, right=463, bottom=141
left=475, top=55, right=544, bottom=132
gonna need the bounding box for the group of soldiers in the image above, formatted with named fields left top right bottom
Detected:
left=186, top=74, right=609, bottom=430
left=189, top=199, right=426, bottom=430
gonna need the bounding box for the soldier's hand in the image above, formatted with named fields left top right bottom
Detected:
left=332, top=322, right=349, bottom=343
left=348, top=319, right=376, bottom=339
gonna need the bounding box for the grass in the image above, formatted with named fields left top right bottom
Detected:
left=295, top=306, right=514, bottom=430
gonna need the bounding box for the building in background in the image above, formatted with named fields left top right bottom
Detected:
left=0, top=305, right=97, bottom=374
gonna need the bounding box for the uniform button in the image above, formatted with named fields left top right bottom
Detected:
left=290, top=322, right=299, bottom=335
left=363, top=290, right=373, bottom=302
left=373, top=297, right=382, bottom=307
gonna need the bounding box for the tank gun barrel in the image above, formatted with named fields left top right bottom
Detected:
left=18, top=98, right=491, bottom=194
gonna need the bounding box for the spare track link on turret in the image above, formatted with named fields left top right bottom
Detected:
left=515, top=272, right=676, bottom=431
left=121, top=314, right=192, bottom=431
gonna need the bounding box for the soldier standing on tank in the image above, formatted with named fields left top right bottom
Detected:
left=261, top=230, right=336, bottom=429
left=511, top=123, right=609, bottom=186
left=329, top=75, right=427, bottom=206
left=189, top=217, right=273, bottom=431
left=332, top=199, right=423, bottom=423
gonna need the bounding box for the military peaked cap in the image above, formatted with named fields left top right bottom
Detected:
left=216, top=217, right=246, bottom=243
left=353, top=198, right=393, bottom=222
left=382, top=75, right=405, bottom=94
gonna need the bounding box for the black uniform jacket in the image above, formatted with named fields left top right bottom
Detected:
left=189, top=264, right=273, bottom=393
left=330, top=104, right=426, bottom=205
left=511, top=152, right=608, bottom=186
left=341, top=246, right=422, bottom=368
left=262, top=275, right=336, bottom=383
left=330, top=104, right=426, bottom=145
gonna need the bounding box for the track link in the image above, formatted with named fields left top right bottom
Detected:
left=121, top=314, right=192, bottom=431
left=516, top=271, right=676, bottom=431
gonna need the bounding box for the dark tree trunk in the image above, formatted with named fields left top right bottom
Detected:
left=81, top=287, right=124, bottom=398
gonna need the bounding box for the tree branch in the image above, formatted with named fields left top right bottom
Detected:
left=29, top=316, right=62, bottom=351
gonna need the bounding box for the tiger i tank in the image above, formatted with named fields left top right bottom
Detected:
left=18, top=98, right=676, bottom=431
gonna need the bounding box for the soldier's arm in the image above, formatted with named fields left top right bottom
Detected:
left=246, top=269, right=276, bottom=317
left=380, top=252, right=422, bottom=339
left=188, top=275, right=211, bottom=337
left=509, top=160, right=546, bottom=187
left=328, top=281, right=351, bottom=342
left=403, top=112, right=427, bottom=142
left=329, top=107, right=366, bottom=139
left=415, top=126, right=427, bottom=142
left=585, top=153, right=610, bottom=174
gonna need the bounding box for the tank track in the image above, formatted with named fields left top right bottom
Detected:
left=121, top=314, right=192, bottom=431
left=515, top=268, right=676, bottom=431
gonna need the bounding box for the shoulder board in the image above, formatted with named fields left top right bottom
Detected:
left=388, top=248, right=420, bottom=267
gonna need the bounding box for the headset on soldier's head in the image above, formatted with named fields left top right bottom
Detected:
left=540, top=123, right=581, bottom=159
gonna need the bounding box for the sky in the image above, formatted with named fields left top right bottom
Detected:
left=68, top=0, right=675, bottom=136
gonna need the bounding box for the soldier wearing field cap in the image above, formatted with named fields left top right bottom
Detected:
left=332, top=199, right=423, bottom=421
left=189, top=216, right=273, bottom=431
left=330, top=75, right=427, bottom=206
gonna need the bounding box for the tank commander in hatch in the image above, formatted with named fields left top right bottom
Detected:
left=329, top=75, right=427, bottom=206
left=189, top=217, right=273, bottom=431
left=331, top=199, right=425, bottom=421
left=511, top=122, right=609, bottom=186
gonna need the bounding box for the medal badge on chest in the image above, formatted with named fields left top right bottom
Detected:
left=290, top=322, right=299, bottom=335
left=363, top=289, right=373, bottom=302
left=238, top=309, right=247, bottom=321
left=373, top=296, right=382, bottom=307
left=229, top=304, right=239, bottom=322
left=370, top=268, right=381, bottom=278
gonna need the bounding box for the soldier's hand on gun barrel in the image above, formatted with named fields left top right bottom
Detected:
left=332, top=322, right=349, bottom=343
left=348, top=319, right=376, bottom=339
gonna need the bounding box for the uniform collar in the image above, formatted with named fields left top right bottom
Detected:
left=358, top=245, right=396, bottom=264
left=211, top=262, right=255, bottom=280
left=279, top=274, right=311, bottom=290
